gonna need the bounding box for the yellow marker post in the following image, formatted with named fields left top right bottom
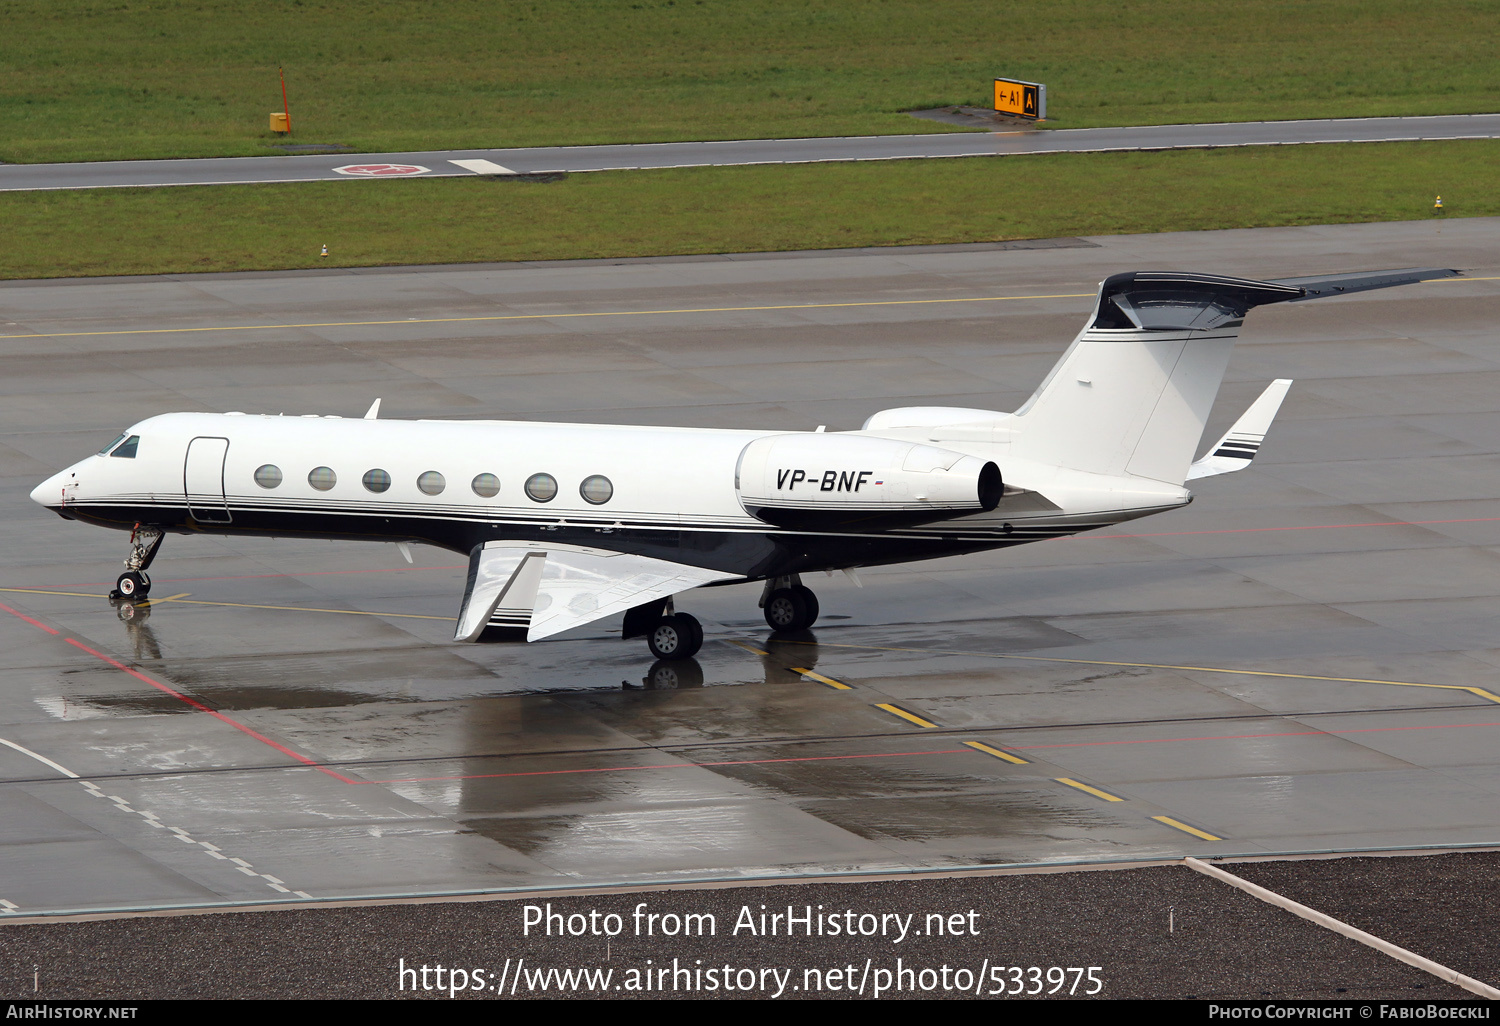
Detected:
left=963, top=740, right=1028, bottom=764
left=874, top=703, right=938, bottom=728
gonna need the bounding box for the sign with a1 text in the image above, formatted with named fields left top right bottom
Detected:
left=993, top=78, right=1045, bottom=120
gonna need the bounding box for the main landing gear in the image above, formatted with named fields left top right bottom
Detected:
left=621, top=574, right=823, bottom=660
left=109, top=525, right=164, bottom=601
left=624, top=596, right=704, bottom=661
left=760, top=574, right=819, bottom=633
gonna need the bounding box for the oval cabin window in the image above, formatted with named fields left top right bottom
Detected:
left=580, top=475, right=613, bottom=505
left=254, top=465, right=283, bottom=489
left=525, top=473, right=557, bottom=503
left=417, top=471, right=446, bottom=496
left=308, top=467, right=337, bottom=491
left=471, top=473, right=500, bottom=498
left=362, top=469, right=391, bottom=493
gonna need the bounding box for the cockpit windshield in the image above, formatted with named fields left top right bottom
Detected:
left=107, top=435, right=140, bottom=459
left=98, top=433, right=128, bottom=455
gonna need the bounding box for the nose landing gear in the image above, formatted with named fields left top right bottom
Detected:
left=761, top=574, right=819, bottom=633
left=109, top=526, right=164, bottom=601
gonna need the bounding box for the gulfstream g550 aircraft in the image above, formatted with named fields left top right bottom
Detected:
left=31, top=267, right=1458, bottom=660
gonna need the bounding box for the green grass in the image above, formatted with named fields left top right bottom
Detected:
left=4, top=1, right=1499, bottom=163
left=1, top=141, right=1487, bottom=280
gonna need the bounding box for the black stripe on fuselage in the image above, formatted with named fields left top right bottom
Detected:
left=51, top=499, right=1170, bottom=579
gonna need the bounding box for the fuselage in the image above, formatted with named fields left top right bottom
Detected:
left=31, top=411, right=1189, bottom=582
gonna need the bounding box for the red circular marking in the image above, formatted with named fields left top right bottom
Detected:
left=332, top=163, right=431, bottom=177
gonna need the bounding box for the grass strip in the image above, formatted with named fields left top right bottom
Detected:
left=4, top=1, right=1499, bottom=162
left=0, top=141, right=1489, bottom=281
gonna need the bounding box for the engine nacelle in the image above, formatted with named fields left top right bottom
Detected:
left=736, top=433, right=1002, bottom=531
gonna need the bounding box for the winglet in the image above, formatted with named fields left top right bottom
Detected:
left=1187, top=379, right=1292, bottom=481
left=364, top=398, right=381, bottom=420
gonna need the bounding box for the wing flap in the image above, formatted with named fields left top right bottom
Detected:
left=454, top=541, right=738, bottom=643
left=528, top=546, right=738, bottom=641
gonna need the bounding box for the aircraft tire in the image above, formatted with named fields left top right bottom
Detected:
left=647, top=613, right=703, bottom=660
left=765, top=587, right=816, bottom=632
left=792, top=585, right=819, bottom=628
left=116, top=571, right=149, bottom=599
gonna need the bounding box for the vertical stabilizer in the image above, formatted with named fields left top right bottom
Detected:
left=1011, top=272, right=1301, bottom=484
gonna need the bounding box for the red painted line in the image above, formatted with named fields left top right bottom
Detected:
left=1008, top=720, right=1500, bottom=751
left=62, top=637, right=360, bottom=784
left=1083, top=516, right=1500, bottom=542
left=0, top=601, right=61, bottom=635
left=372, top=747, right=974, bottom=784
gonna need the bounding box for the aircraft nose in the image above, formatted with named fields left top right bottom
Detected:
left=30, top=469, right=70, bottom=508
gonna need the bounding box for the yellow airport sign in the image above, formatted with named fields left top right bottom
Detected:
left=994, top=78, right=1045, bottom=120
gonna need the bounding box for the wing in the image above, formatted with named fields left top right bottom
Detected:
left=1187, top=378, right=1292, bottom=481
left=454, top=540, right=740, bottom=643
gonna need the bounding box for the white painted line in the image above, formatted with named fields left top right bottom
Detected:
left=1185, top=857, right=1500, bottom=999
left=0, top=737, right=80, bottom=778
left=450, top=158, right=516, bottom=175
left=0, top=899, right=19, bottom=913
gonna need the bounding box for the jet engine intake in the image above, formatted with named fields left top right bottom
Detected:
left=736, top=434, right=1001, bottom=531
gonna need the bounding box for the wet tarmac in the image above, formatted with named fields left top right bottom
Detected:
left=2, top=218, right=1500, bottom=918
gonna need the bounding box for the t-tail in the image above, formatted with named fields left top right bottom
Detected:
left=1009, top=267, right=1462, bottom=485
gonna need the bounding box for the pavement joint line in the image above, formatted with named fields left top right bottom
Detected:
left=1153, top=816, right=1223, bottom=842
left=873, top=703, right=939, bottom=728
left=1185, top=857, right=1500, bottom=1000
left=962, top=740, right=1029, bottom=764
left=792, top=667, right=852, bottom=690
left=1055, top=777, right=1125, bottom=802
left=0, top=292, right=1096, bottom=340
left=794, top=639, right=1500, bottom=705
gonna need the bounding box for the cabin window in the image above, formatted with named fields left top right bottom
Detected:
left=98, top=433, right=128, bottom=455
left=254, top=465, right=283, bottom=489
left=417, top=471, right=446, bottom=496
left=471, top=473, right=500, bottom=498
left=580, top=475, right=613, bottom=505
left=308, top=467, right=337, bottom=491
left=110, top=435, right=140, bottom=459
left=362, top=469, right=391, bottom=493
left=525, top=473, right=557, bottom=502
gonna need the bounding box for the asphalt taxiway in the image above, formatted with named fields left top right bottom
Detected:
left=1, top=218, right=1499, bottom=924
left=2, top=113, right=1498, bottom=191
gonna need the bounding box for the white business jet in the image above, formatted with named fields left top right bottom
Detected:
left=31, top=267, right=1457, bottom=660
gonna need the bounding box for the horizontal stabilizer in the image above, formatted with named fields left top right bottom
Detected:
left=1272, top=267, right=1461, bottom=301
left=1187, top=379, right=1292, bottom=481
left=455, top=541, right=738, bottom=643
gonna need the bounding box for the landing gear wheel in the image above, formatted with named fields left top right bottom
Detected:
left=116, top=571, right=150, bottom=599
left=764, top=586, right=818, bottom=632
left=647, top=612, right=703, bottom=660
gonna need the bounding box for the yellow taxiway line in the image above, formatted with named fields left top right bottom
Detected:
left=962, top=740, right=1030, bottom=764
left=793, top=667, right=853, bottom=690
left=874, top=703, right=939, bottom=728
left=1152, top=815, right=1223, bottom=842
left=0, top=292, right=1096, bottom=341
left=1056, top=777, right=1126, bottom=802
left=4, top=277, right=1490, bottom=343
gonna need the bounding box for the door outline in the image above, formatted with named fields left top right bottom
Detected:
left=184, top=436, right=232, bottom=524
